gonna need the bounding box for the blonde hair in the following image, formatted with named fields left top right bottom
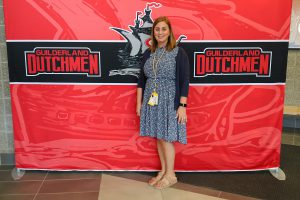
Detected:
left=150, top=16, right=176, bottom=52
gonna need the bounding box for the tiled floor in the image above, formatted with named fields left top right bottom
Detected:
left=0, top=168, right=260, bottom=200
left=0, top=169, right=100, bottom=200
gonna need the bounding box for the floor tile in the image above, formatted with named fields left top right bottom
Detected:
left=0, top=194, right=35, bottom=200
left=46, top=171, right=101, bottom=180
left=106, top=171, right=152, bottom=182
left=39, top=179, right=100, bottom=193
left=35, top=192, right=99, bottom=200
left=107, top=172, right=223, bottom=198
left=173, top=182, right=221, bottom=198
left=176, top=171, right=269, bottom=199
left=161, top=187, right=224, bottom=200
left=99, top=174, right=163, bottom=200
left=0, top=170, right=47, bottom=181
left=220, top=192, right=260, bottom=200
left=0, top=181, right=42, bottom=195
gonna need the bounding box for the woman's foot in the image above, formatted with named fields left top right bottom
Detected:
left=148, top=171, right=165, bottom=186
left=154, top=174, right=177, bottom=189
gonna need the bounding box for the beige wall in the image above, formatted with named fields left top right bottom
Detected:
left=0, top=1, right=14, bottom=154
left=0, top=2, right=299, bottom=154
left=286, top=51, right=300, bottom=106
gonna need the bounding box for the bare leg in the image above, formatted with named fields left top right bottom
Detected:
left=154, top=140, right=177, bottom=189
left=148, top=139, right=166, bottom=185
left=157, top=139, right=166, bottom=173
left=161, top=140, right=175, bottom=176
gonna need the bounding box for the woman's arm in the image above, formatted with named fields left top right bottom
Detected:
left=136, top=88, right=143, bottom=116
left=136, top=49, right=150, bottom=116
left=177, top=96, right=187, bottom=124
left=177, top=47, right=190, bottom=124
left=179, top=48, right=190, bottom=97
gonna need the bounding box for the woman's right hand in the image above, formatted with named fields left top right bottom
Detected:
left=136, top=88, right=143, bottom=117
left=136, top=103, right=141, bottom=116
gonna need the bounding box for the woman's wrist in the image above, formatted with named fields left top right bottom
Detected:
left=179, top=103, right=187, bottom=107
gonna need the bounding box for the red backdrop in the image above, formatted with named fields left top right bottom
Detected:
left=3, top=0, right=291, bottom=170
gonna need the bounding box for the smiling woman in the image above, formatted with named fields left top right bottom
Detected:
left=136, top=16, right=190, bottom=190
left=149, top=16, right=177, bottom=53
left=154, top=22, right=169, bottom=47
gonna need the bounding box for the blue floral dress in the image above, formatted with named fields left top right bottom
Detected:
left=140, top=47, right=187, bottom=144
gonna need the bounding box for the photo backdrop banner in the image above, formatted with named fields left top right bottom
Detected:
left=3, top=0, right=292, bottom=170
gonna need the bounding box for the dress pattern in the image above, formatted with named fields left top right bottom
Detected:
left=140, top=47, right=187, bottom=144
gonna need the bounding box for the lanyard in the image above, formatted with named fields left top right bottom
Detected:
left=152, top=48, right=166, bottom=91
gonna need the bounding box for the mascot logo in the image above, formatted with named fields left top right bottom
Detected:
left=109, top=2, right=186, bottom=77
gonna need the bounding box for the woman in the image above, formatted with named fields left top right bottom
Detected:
left=136, top=16, right=190, bottom=189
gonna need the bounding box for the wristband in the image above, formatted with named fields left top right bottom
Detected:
left=179, top=103, right=187, bottom=107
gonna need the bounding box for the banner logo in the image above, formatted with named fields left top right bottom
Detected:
left=194, top=48, right=272, bottom=77
left=108, top=2, right=160, bottom=77
left=25, top=47, right=101, bottom=77
left=109, top=2, right=186, bottom=77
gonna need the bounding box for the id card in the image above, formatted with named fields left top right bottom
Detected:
left=148, top=91, right=158, bottom=106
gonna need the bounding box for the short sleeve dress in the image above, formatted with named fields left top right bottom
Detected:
left=139, top=46, right=187, bottom=144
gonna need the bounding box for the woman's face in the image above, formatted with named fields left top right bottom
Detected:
left=154, top=21, right=170, bottom=46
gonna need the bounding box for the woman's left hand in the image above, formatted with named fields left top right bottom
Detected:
left=176, top=106, right=187, bottom=124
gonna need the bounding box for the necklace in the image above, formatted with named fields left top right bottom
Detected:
left=152, top=48, right=166, bottom=78
left=148, top=48, right=166, bottom=106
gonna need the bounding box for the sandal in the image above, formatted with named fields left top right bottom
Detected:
left=154, top=174, right=177, bottom=189
left=148, top=171, right=165, bottom=186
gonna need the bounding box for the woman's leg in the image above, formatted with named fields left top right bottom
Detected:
left=154, top=140, right=177, bottom=189
left=161, top=140, right=175, bottom=176
left=157, top=139, right=166, bottom=173
left=148, top=139, right=166, bottom=185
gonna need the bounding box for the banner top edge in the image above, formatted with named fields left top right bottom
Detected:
left=9, top=82, right=285, bottom=86
left=6, top=40, right=290, bottom=43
